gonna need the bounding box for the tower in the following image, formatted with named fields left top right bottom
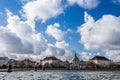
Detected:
left=72, top=53, right=79, bottom=63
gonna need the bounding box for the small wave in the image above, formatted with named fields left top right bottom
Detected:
left=0, top=71, right=120, bottom=80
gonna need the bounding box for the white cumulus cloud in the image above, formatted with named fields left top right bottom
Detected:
left=42, top=41, right=75, bottom=61
left=0, top=27, right=29, bottom=53
left=0, top=10, right=75, bottom=61
left=0, top=52, right=42, bottom=62
left=0, top=10, right=47, bottom=54
left=21, top=0, right=63, bottom=22
left=67, top=0, right=100, bottom=9
left=78, top=11, right=120, bottom=61
left=79, top=52, right=101, bottom=61
left=106, top=50, right=120, bottom=62
left=55, top=41, right=75, bottom=61
left=46, top=23, right=65, bottom=41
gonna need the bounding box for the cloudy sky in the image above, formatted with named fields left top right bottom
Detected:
left=0, top=0, right=120, bottom=62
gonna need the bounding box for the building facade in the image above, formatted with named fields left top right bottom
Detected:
left=12, top=59, right=35, bottom=68
left=40, top=56, right=68, bottom=69
left=90, top=56, right=111, bottom=66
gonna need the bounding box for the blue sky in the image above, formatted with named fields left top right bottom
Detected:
left=0, top=0, right=120, bottom=61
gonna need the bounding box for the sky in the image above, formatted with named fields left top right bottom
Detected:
left=0, top=0, right=120, bottom=62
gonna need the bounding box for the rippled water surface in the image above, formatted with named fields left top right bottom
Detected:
left=0, top=70, right=120, bottom=80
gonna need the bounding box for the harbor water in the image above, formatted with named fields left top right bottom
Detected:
left=0, top=70, right=120, bottom=80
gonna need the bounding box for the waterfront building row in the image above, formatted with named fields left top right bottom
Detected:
left=0, top=54, right=120, bottom=69
left=40, top=54, right=120, bottom=69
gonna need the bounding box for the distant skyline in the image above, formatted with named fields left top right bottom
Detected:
left=0, top=0, right=120, bottom=62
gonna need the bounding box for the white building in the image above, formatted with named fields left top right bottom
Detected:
left=91, top=56, right=111, bottom=66
left=40, top=56, right=68, bottom=68
left=0, top=57, right=10, bottom=66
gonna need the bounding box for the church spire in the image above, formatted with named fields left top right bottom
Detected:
left=72, top=53, right=79, bottom=63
